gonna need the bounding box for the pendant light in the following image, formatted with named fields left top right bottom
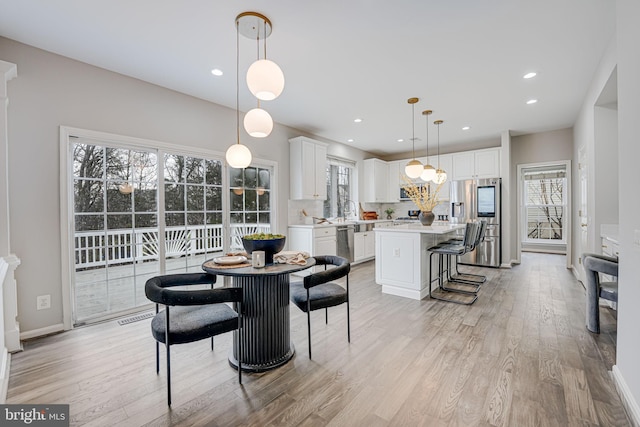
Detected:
left=243, top=102, right=273, bottom=138
left=226, top=15, right=252, bottom=169
left=404, top=97, right=423, bottom=179
left=433, top=119, right=447, bottom=184
left=238, top=12, right=285, bottom=101
left=420, top=109, right=436, bottom=182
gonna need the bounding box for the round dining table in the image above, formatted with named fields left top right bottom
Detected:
left=202, top=258, right=316, bottom=372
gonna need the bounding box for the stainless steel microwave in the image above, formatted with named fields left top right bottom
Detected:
left=400, top=184, right=424, bottom=200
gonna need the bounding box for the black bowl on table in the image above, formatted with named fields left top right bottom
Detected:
left=241, top=236, right=286, bottom=265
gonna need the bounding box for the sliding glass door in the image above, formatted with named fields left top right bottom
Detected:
left=68, top=135, right=273, bottom=325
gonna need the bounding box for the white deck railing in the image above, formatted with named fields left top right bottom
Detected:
left=74, top=223, right=270, bottom=269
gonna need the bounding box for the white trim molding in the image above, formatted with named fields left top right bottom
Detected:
left=612, top=365, right=640, bottom=427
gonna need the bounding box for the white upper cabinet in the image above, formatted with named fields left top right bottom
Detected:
left=387, top=160, right=401, bottom=202
left=451, top=148, right=500, bottom=180
left=363, top=158, right=390, bottom=203
left=289, top=137, right=328, bottom=200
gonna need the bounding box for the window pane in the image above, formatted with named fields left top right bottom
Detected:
left=206, top=186, right=222, bottom=211
left=107, top=214, right=132, bottom=229
left=187, top=212, right=205, bottom=226
left=106, top=148, right=130, bottom=181
left=107, top=184, right=132, bottom=213
left=244, top=167, right=257, bottom=188
left=186, top=185, right=204, bottom=211
left=259, top=212, right=270, bottom=224
left=207, top=213, right=222, bottom=225
left=74, top=180, right=104, bottom=212
left=75, top=214, right=104, bottom=232
left=230, top=190, right=244, bottom=210
left=229, top=168, right=243, bottom=187
left=133, top=151, right=157, bottom=184
left=134, top=214, right=157, bottom=228
left=230, top=212, right=244, bottom=224
left=134, top=184, right=157, bottom=212
left=245, top=212, right=258, bottom=224
left=164, top=154, right=184, bottom=183
left=206, top=160, right=222, bottom=185
left=258, top=191, right=270, bottom=210
left=164, top=184, right=185, bottom=211
left=245, top=189, right=257, bottom=211
left=185, top=157, right=204, bottom=184
left=258, top=168, right=270, bottom=189
left=74, top=144, right=104, bottom=178
left=166, top=213, right=185, bottom=227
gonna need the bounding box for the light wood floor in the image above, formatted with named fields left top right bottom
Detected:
left=7, top=253, right=630, bottom=426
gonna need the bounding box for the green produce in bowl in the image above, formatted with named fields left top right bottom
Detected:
left=243, top=233, right=285, bottom=240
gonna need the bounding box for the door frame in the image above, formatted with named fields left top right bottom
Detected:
left=516, top=160, right=572, bottom=268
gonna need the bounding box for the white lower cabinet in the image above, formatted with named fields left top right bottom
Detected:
left=354, top=231, right=375, bottom=262
left=288, top=226, right=337, bottom=275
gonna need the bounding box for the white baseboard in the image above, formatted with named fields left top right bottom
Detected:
left=0, top=348, right=9, bottom=404
left=19, top=323, right=64, bottom=341
left=612, top=365, right=640, bottom=427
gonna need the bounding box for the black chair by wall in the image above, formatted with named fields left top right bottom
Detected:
left=145, top=273, right=243, bottom=406
left=290, top=255, right=351, bottom=359
left=581, top=252, right=618, bottom=333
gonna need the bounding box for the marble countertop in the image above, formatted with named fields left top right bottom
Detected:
left=374, top=223, right=465, bottom=235
left=288, top=219, right=393, bottom=229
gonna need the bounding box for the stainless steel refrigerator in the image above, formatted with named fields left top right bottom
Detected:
left=450, top=177, right=502, bottom=267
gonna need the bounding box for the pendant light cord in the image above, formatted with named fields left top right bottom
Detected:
left=236, top=21, right=240, bottom=145
left=411, top=103, right=416, bottom=159
left=436, top=121, right=441, bottom=168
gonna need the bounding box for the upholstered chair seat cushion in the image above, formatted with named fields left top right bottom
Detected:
left=290, top=281, right=347, bottom=312
left=599, top=282, right=618, bottom=303
left=151, top=304, right=238, bottom=345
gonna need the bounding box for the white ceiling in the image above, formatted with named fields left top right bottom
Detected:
left=0, top=0, right=615, bottom=157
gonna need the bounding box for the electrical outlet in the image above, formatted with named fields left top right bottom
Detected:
left=393, top=248, right=400, bottom=257
left=634, top=230, right=640, bottom=247
left=37, top=294, right=51, bottom=310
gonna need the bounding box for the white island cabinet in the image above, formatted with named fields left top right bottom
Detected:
left=375, top=224, right=465, bottom=300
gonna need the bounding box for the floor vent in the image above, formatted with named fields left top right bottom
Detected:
left=118, top=312, right=155, bottom=326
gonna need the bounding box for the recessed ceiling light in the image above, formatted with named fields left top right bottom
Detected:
left=462, top=126, right=470, bottom=130
left=211, top=68, right=223, bottom=76
left=347, top=139, right=354, bottom=143
left=523, top=72, right=537, bottom=79
left=397, top=139, right=404, bottom=143
left=526, top=99, right=538, bottom=105
left=354, top=118, right=362, bottom=123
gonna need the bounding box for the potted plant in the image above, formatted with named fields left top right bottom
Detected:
left=401, top=175, right=444, bottom=226
left=384, top=208, right=395, bottom=220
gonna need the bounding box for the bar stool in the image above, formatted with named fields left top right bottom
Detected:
left=445, top=220, right=488, bottom=286
left=428, top=222, right=478, bottom=305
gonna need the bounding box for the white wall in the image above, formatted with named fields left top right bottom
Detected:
left=0, top=37, right=369, bottom=335
left=614, top=0, right=640, bottom=419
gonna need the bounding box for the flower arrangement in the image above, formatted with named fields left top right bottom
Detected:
left=401, top=175, right=444, bottom=212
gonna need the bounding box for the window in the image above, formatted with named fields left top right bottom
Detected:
left=324, top=157, right=356, bottom=219
left=65, top=130, right=274, bottom=325
left=523, top=168, right=566, bottom=243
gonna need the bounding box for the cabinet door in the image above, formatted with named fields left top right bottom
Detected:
left=364, top=232, right=376, bottom=259
left=300, top=140, right=318, bottom=199
left=314, top=236, right=337, bottom=257
left=452, top=152, right=475, bottom=180
left=475, top=149, right=500, bottom=178
left=363, top=159, right=390, bottom=203
left=387, top=161, right=400, bottom=202
left=354, top=232, right=365, bottom=261
left=314, top=143, right=327, bottom=199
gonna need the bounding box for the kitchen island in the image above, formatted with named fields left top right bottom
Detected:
left=375, top=223, right=466, bottom=300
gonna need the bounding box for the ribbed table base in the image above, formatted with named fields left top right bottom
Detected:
left=229, top=273, right=295, bottom=372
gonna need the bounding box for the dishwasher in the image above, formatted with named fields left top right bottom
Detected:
left=336, top=224, right=355, bottom=262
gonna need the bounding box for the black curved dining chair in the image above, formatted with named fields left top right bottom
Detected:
left=145, top=273, right=243, bottom=406
left=290, top=255, right=351, bottom=359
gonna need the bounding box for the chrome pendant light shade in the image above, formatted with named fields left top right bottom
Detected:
left=404, top=97, right=423, bottom=179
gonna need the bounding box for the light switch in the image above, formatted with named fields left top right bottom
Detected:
left=634, top=230, right=640, bottom=247
left=393, top=248, right=400, bottom=257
